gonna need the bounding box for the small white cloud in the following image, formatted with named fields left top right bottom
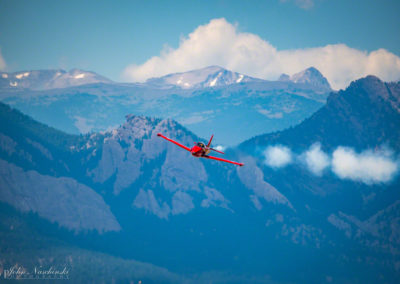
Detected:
left=303, top=143, right=330, bottom=175
left=264, top=145, right=292, bottom=168
left=332, top=147, right=398, bottom=184
left=0, top=49, right=6, bottom=71
left=214, top=145, right=226, bottom=152
left=123, top=18, right=400, bottom=89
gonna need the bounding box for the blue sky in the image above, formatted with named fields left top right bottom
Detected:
left=0, top=0, right=399, bottom=87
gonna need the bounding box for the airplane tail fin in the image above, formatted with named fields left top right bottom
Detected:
left=207, top=134, right=214, bottom=147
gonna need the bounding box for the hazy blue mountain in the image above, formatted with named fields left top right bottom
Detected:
left=241, top=75, right=400, bottom=151
left=0, top=66, right=331, bottom=146
left=1, top=71, right=399, bottom=284
left=0, top=68, right=112, bottom=90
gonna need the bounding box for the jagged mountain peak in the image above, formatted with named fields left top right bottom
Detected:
left=104, top=114, right=195, bottom=146
left=336, top=75, right=400, bottom=113
left=279, top=67, right=332, bottom=91
left=290, top=67, right=331, bottom=90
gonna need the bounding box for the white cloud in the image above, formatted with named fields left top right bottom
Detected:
left=0, top=49, right=6, bottom=71
left=264, top=145, right=292, bottom=168
left=332, top=147, right=398, bottom=184
left=123, top=18, right=400, bottom=90
left=262, top=144, right=399, bottom=185
left=303, top=143, right=330, bottom=175
left=214, top=145, right=226, bottom=152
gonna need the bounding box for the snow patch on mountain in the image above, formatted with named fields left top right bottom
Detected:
left=0, top=69, right=112, bottom=90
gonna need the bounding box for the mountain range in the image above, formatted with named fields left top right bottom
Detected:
left=0, top=69, right=112, bottom=90
left=0, top=66, right=331, bottom=146
left=0, top=74, right=399, bottom=283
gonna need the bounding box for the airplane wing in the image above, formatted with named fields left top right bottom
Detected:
left=203, top=155, right=244, bottom=166
left=157, top=133, right=191, bottom=152
left=210, top=148, right=225, bottom=155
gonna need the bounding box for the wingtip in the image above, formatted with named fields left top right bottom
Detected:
left=157, top=133, right=162, bottom=137
left=239, top=163, right=244, bottom=167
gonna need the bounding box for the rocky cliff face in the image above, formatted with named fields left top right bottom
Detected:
left=0, top=159, right=120, bottom=232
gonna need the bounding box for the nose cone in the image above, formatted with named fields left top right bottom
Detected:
left=191, top=145, right=202, bottom=156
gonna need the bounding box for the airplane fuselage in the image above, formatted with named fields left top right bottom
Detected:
left=190, top=144, right=210, bottom=157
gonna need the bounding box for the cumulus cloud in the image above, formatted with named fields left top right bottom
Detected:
left=332, top=147, right=398, bottom=184
left=264, top=145, right=292, bottom=168
left=123, top=18, right=400, bottom=89
left=0, top=49, right=6, bottom=71
left=303, top=143, right=330, bottom=175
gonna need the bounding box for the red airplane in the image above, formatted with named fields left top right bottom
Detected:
left=157, top=133, right=244, bottom=166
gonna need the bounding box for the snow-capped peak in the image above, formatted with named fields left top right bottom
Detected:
left=145, top=66, right=261, bottom=89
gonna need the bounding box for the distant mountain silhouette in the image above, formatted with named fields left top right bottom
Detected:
left=0, top=69, right=112, bottom=90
